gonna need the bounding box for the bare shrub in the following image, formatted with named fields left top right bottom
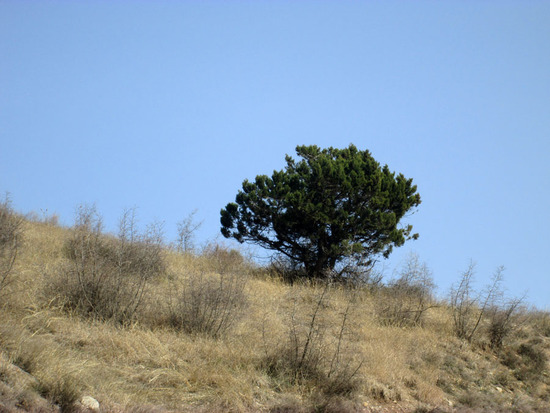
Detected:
left=0, top=195, right=23, bottom=297
left=449, top=262, right=479, bottom=340
left=483, top=269, right=524, bottom=350
left=264, top=283, right=362, bottom=396
left=333, top=248, right=385, bottom=288
left=202, top=242, right=247, bottom=275
left=25, top=208, right=60, bottom=226
left=450, top=264, right=522, bottom=344
left=175, top=209, right=202, bottom=253
left=338, top=263, right=384, bottom=289
left=167, top=271, right=248, bottom=338
left=47, top=205, right=165, bottom=323
left=487, top=297, right=524, bottom=350
left=375, top=254, right=435, bottom=327
left=450, top=263, right=501, bottom=342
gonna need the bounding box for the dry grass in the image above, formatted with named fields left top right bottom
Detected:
left=165, top=270, right=248, bottom=338
left=0, top=218, right=549, bottom=412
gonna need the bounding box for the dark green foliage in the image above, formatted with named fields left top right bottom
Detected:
left=221, top=144, right=420, bottom=279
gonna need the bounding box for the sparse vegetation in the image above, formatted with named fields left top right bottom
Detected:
left=375, top=253, right=436, bottom=327
left=487, top=296, right=524, bottom=350
left=0, top=195, right=23, bottom=297
left=501, top=339, right=548, bottom=383
left=45, top=205, right=165, bottom=323
left=167, top=270, right=248, bottom=338
left=449, top=263, right=524, bottom=348
left=175, top=209, right=202, bottom=253
left=263, top=282, right=362, bottom=398
left=0, top=209, right=549, bottom=412
left=201, top=242, right=248, bottom=275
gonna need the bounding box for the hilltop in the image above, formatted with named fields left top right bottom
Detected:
left=0, top=210, right=549, bottom=412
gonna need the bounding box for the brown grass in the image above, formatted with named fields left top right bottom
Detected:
left=0, top=218, right=549, bottom=412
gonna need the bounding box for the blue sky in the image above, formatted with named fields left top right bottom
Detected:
left=1, top=1, right=549, bottom=308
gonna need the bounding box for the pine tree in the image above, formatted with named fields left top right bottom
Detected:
left=220, top=144, right=421, bottom=279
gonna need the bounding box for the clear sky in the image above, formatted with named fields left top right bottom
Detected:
left=1, top=1, right=549, bottom=308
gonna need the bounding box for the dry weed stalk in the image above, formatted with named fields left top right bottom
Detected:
left=264, top=281, right=362, bottom=396
left=175, top=209, right=202, bottom=253
left=0, top=195, right=23, bottom=297
left=450, top=263, right=524, bottom=347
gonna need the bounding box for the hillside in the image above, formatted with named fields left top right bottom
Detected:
left=0, top=213, right=549, bottom=412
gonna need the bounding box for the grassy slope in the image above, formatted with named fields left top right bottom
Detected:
left=0, top=219, right=549, bottom=412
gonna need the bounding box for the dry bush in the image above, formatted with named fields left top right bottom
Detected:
left=25, top=208, right=60, bottom=226
left=450, top=264, right=523, bottom=347
left=450, top=264, right=503, bottom=342
left=333, top=252, right=385, bottom=288
left=263, top=282, right=362, bottom=397
left=175, top=209, right=202, bottom=253
left=486, top=298, right=523, bottom=350
left=0, top=196, right=24, bottom=297
left=201, top=242, right=248, bottom=275
left=375, top=254, right=435, bottom=327
left=167, top=271, right=248, bottom=338
left=46, top=205, right=165, bottom=323
left=449, top=262, right=480, bottom=341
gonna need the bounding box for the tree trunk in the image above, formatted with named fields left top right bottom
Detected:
left=306, top=254, right=333, bottom=279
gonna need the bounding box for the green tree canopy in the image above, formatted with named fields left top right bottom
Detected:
left=220, top=144, right=421, bottom=279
